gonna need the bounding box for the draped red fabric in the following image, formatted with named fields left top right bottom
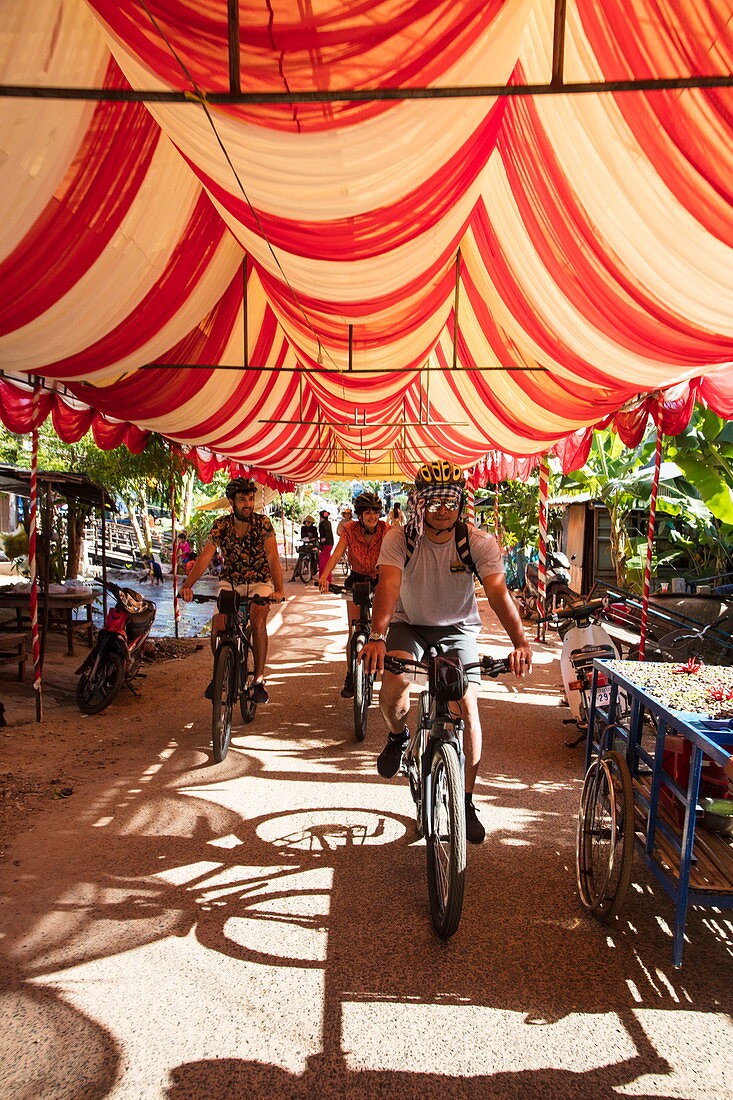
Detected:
left=50, top=401, right=95, bottom=443
left=89, top=0, right=507, bottom=131
left=497, top=95, right=733, bottom=365
left=181, top=96, right=506, bottom=261
left=0, top=380, right=53, bottom=434
left=37, top=195, right=232, bottom=382
left=577, top=0, right=733, bottom=244
left=700, top=367, right=733, bottom=417
left=0, top=63, right=160, bottom=335
left=2, top=1, right=733, bottom=484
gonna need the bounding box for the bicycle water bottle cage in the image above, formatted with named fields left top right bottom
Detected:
left=430, top=655, right=468, bottom=703
left=217, top=590, right=241, bottom=614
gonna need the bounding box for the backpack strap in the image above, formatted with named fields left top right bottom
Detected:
left=404, top=526, right=417, bottom=566
left=455, top=520, right=480, bottom=579
left=403, top=521, right=480, bottom=579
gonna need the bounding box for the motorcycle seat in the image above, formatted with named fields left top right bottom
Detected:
left=127, top=606, right=156, bottom=639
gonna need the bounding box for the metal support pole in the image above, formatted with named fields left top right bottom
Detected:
left=639, top=429, right=663, bottom=661
left=28, top=384, right=42, bottom=721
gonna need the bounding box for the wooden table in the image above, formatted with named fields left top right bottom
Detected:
left=0, top=590, right=96, bottom=656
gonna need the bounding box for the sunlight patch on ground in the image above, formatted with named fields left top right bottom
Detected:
left=341, top=1004, right=637, bottom=1076
left=615, top=1009, right=733, bottom=1099
left=256, top=810, right=406, bottom=852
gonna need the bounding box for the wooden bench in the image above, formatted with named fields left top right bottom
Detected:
left=602, top=619, right=642, bottom=655
left=0, top=632, right=27, bottom=681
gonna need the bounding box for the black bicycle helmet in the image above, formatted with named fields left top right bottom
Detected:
left=225, top=476, right=256, bottom=500
left=353, top=491, right=383, bottom=515
left=414, top=460, right=465, bottom=489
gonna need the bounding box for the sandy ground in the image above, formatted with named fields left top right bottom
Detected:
left=1, top=575, right=732, bottom=1099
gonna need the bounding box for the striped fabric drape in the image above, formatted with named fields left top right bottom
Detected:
left=0, top=1, right=732, bottom=480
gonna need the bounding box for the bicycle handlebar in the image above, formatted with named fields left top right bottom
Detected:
left=191, top=593, right=283, bottom=605
left=383, top=654, right=511, bottom=678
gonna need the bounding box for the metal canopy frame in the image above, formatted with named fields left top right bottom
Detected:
left=1, top=0, right=730, bottom=103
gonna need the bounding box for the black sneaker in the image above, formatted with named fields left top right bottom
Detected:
left=377, top=729, right=409, bottom=778
left=465, top=796, right=485, bottom=844
left=204, top=679, right=214, bottom=701
left=340, top=672, right=354, bottom=699
left=252, top=681, right=269, bottom=704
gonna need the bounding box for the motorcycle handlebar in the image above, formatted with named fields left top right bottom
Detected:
left=538, top=597, right=607, bottom=625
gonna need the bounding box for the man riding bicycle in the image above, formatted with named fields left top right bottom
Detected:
left=359, top=461, right=532, bottom=843
left=180, top=477, right=285, bottom=703
left=318, top=491, right=388, bottom=699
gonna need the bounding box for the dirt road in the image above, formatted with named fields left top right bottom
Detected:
left=1, top=582, right=732, bottom=1098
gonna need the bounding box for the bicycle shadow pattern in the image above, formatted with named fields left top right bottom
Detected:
left=1, top=588, right=732, bottom=1098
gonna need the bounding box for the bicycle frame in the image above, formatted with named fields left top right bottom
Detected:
left=408, top=681, right=466, bottom=839
left=210, top=590, right=270, bottom=761
left=384, top=650, right=510, bottom=937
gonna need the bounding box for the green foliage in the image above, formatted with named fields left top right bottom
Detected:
left=2, top=527, right=28, bottom=559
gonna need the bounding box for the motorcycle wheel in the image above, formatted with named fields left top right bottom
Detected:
left=76, top=651, right=125, bottom=714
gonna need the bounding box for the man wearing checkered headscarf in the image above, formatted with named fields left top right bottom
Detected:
left=360, top=459, right=532, bottom=846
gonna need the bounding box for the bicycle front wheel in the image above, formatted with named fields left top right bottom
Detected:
left=576, top=750, right=634, bottom=922
left=239, top=630, right=257, bottom=724
left=212, top=642, right=237, bottom=762
left=299, top=555, right=313, bottom=584
left=352, top=631, right=370, bottom=741
left=426, top=740, right=466, bottom=938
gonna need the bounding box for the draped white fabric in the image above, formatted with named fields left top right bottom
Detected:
left=0, top=0, right=731, bottom=481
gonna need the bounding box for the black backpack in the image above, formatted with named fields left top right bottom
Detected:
left=404, top=520, right=480, bottom=579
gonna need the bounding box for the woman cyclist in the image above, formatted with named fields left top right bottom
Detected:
left=319, top=492, right=388, bottom=698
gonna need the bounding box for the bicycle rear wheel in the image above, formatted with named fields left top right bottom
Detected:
left=426, top=740, right=466, bottom=938
left=299, top=555, right=313, bottom=584
left=576, top=749, right=634, bottom=922
left=352, top=631, right=370, bottom=741
left=239, top=629, right=257, bottom=724
left=212, top=642, right=237, bottom=762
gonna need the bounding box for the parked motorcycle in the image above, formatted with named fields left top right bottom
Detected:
left=519, top=548, right=574, bottom=618
left=541, top=597, right=624, bottom=747
left=75, top=581, right=156, bottom=714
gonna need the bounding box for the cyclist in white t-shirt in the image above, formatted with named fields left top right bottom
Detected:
left=359, top=460, right=532, bottom=843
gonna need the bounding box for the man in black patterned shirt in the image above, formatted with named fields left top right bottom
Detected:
left=181, top=477, right=284, bottom=703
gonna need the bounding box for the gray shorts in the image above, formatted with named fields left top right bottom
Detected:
left=386, top=622, right=481, bottom=683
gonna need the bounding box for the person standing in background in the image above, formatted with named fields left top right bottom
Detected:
left=318, top=509, right=334, bottom=580
left=336, top=507, right=353, bottom=538
left=387, top=502, right=405, bottom=528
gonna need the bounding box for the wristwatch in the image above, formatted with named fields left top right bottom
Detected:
left=368, top=632, right=387, bottom=643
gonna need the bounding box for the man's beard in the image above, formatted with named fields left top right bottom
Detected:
left=233, top=503, right=252, bottom=522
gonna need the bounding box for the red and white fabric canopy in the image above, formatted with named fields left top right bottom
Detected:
left=1, top=0, right=732, bottom=481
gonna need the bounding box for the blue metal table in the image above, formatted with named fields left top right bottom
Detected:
left=586, top=659, right=733, bottom=967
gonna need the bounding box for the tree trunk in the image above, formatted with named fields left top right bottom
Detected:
left=182, top=468, right=195, bottom=527
left=607, top=500, right=629, bottom=588
left=123, top=496, right=148, bottom=556
left=138, top=491, right=153, bottom=554
left=66, top=502, right=91, bottom=579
